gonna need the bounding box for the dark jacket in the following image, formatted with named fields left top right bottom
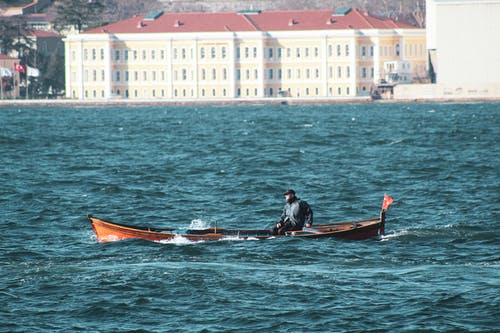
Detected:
left=279, top=197, right=313, bottom=229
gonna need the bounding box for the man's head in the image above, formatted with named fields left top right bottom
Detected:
left=284, top=189, right=296, bottom=202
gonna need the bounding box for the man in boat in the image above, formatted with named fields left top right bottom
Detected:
left=272, top=189, right=313, bottom=235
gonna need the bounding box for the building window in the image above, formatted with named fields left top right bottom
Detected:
left=337, top=66, right=342, bottom=79
left=269, top=68, right=273, bottom=79
left=134, top=89, right=138, bottom=97
left=306, top=88, right=310, bottom=96
left=268, top=47, right=273, bottom=59
left=133, top=50, right=137, bottom=60
left=202, top=89, right=205, bottom=97
left=182, top=48, right=186, bottom=59
left=315, top=68, right=320, bottom=79
left=92, top=70, right=96, bottom=81
left=396, top=44, right=400, bottom=56
left=93, top=90, right=96, bottom=98
left=115, top=50, right=120, bottom=61
left=202, top=69, right=206, bottom=80
left=245, top=69, right=250, bottom=80
left=278, top=69, right=282, bottom=79
left=253, top=47, right=257, bottom=58
left=222, top=46, right=227, bottom=58
left=151, top=50, right=155, bottom=60
left=296, top=69, right=301, bottom=79
left=362, top=67, right=367, bottom=78
left=338, top=87, right=342, bottom=95
left=328, top=45, right=333, bottom=57
left=134, top=71, right=138, bottom=81
left=306, top=68, right=310, bottom=79
left=236, top=69, right=241, bottom=81
left=296, top=48, right=300, bottom=58
left=287, top=69, right=291, bottom=79
left=362, top=46, right=366, bottom=57
left=142, top=50, right=147, bottom=60
left=116, top=71, right=120, bottom=81
left=83, top=49, right=88, bottom=61
left=212, top=89, right=216, bottom=96
left=125, top=71, right=129, bottom=81
left=371, top=67, right=374, bottom=78
left=347, top=87, right=350, bottom=95
left=212, top=68, right=216, bottom=80
left=100, top=70, right=104, bottom=81
left=245, top=47, right=249, bottom=58
left=254, top=69, right=258, bottom=79
left=314, top=47, right=319, bottom=57
left=277, top=47, right=282, bottom=58
left=152, top=71, right=156, bottom=81
left=237, top=88, right=241, bottom=96
left=236, top=47, right=240, bottom=59
left=100, top=49, right=104, bottom=60
left=211, top=47, right=216, bottom=58
left=346, top=66, right=350, bottom=79
left=337, top=45, right=341, bottom=56
left=370, top=46, right=374, bottom=57
left=173, top=48, right=178, bottom=59
left=92, top=49, right=96, bottom=60
left=124, top=50, right=128, bottom=60
left=223, top=68, right=227, bottom=80
left=143, top=71, right=147, bottom=81
left=305, top=48, right=309, bottom=57
left=286, top=48, right=291, bottom=58
left=345, top=45, right=350, bottom=56
left=182, top=69, right=187, bottom=81
left=201, top=47, right=205, bottom=59
left=161, top=50, right=165, bottom=59
left=223, top=88, right=227, bottom=96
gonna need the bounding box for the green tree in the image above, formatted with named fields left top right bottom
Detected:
left=53, top=0, right=105, bottom=32
left=0, top=16, right=33, bottom=57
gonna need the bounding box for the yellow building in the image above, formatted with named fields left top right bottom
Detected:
left=64, top=8, right=426, bottom=100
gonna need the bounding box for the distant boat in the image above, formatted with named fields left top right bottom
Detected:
left=88, top=195, right=394, bottom=243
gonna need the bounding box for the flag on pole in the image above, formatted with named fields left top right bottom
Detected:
left=1, top=67, right=13, bottom=77
left=27, top=66, right=40, bottom=77
left=382, top=194, right=394, bottom=211
left=14, top=63, right=26, bottom=73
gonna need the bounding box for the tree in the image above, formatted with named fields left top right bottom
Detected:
left=0, top=16, right=33, bottom=57
left=53, top=0, right=105, bottom=32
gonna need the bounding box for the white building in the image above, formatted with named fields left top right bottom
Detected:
left=395, top=0, right=500, bottom=99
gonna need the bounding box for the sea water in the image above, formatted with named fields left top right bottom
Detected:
left=1, top=103, right=498, bottom=332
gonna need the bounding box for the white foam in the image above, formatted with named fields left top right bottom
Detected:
left=157, top=234, right=199, bottom=245
left=380, top=229, right=410, bottom=241
left=188, top=218, right=211, bottom=229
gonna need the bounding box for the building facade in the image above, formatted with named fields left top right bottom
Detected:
left=64, top=8, right=426, bottom=100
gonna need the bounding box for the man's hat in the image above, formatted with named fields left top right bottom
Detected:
left=283, top=189, right=296, bottom=196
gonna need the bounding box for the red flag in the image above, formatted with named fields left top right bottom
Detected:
left=14, top=63, right=26, bottom=74
left=382, top=194, right=394, bottom=211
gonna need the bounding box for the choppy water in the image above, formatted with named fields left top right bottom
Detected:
left=1, top=102, right=499, bottom=332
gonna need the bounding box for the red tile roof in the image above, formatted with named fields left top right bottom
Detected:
left=84, top=8, right=418, bottom=34
left=0, top=54, right=18, bottom=60
left=31, top=30, right=63, bottom=38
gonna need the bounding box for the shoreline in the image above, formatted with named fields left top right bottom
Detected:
left=1, top=96, right=499, bottom=108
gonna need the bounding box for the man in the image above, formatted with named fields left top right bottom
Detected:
left=272, top=189, right=313, bottom=235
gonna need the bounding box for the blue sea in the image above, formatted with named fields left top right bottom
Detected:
left=1, top=102, right=499, bottom=332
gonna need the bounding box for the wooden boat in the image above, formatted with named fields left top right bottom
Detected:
left=88, top=213, right=388, bottom=243
left=88, top=195, right=394, bottom=243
